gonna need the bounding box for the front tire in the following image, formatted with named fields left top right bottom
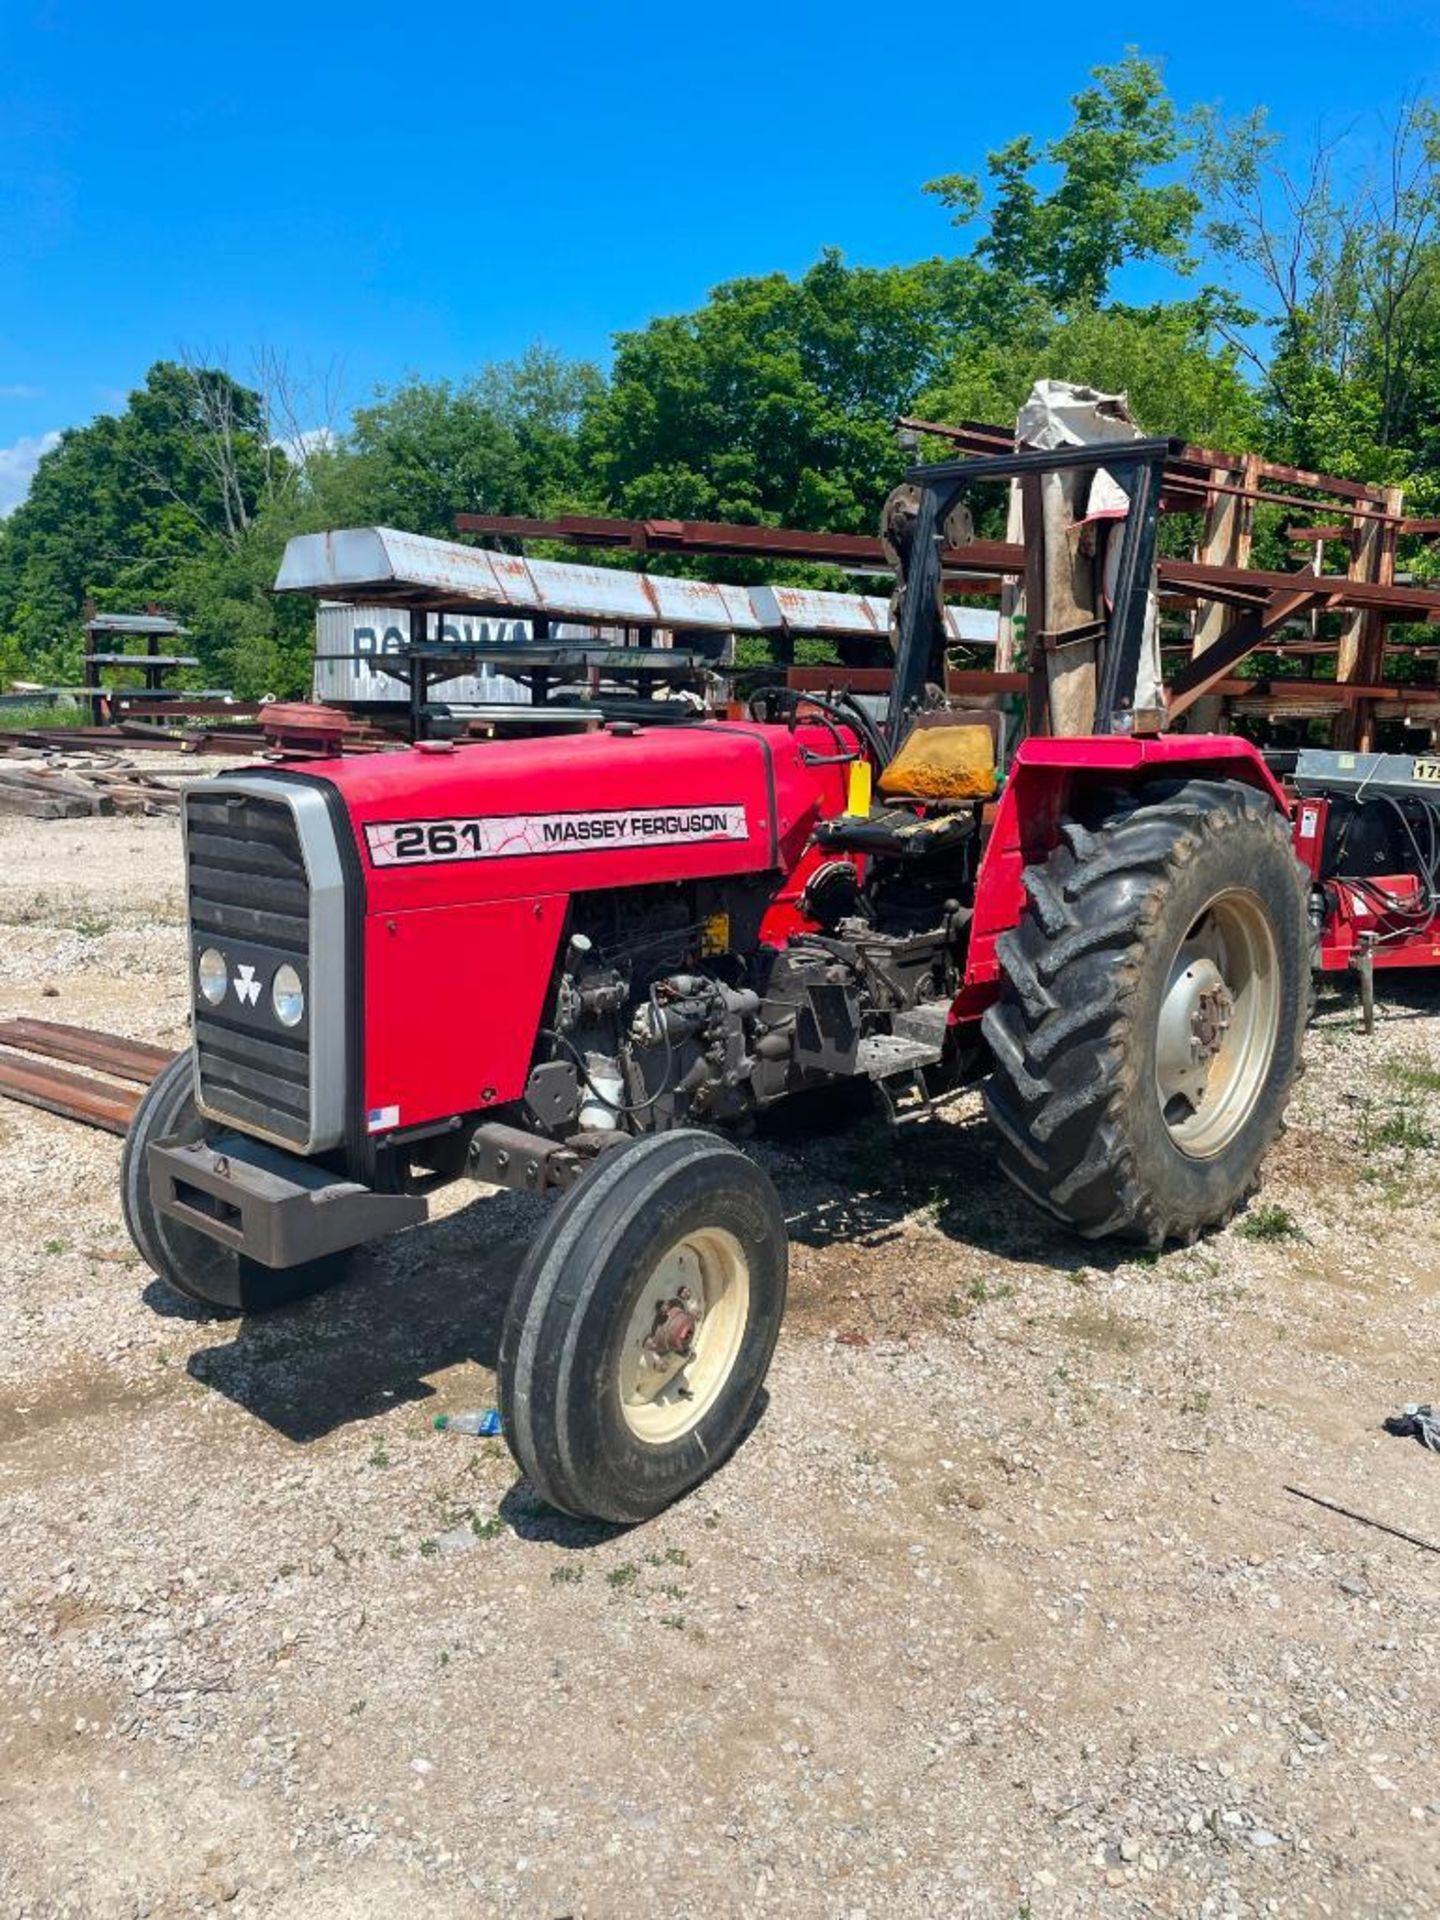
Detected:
left=982, top=779, right=1310, bottom=1247
left=498, top=1131, right=788, bottom=1524
left=120, top=1051, right=352, bottom=1315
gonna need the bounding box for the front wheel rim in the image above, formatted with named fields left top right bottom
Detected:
left=1154, top=888, right=1281, bottom=1160
left=618, top=1228, right=751, bottom=1445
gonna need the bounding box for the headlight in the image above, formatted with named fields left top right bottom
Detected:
left=272, top=963, right=305, bottom=1028
left=197, top=948, right=228, bottom=1006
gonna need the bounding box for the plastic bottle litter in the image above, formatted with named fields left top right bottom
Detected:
left=433, top=1409, right=503, bottom=1437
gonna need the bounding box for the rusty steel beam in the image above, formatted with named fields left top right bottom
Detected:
left=895, top=418, right=1390, bottom=509
left=785, top=663, right=1438, bottom=708
left=459, top=511, right=1440, bottom=626
left=456, top=511, right=887, bottom=570
left=0, top=1019, right=173, bottom=1085
left=1167, top=589, right=1338, bottom=720
left=1161, top=558, right=1440, bottom=623
left=0, top=1048, right=140, bottom=1134
left=785, top=666, right=1031, bottom=697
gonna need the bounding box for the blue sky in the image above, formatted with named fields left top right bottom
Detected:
left=3, top=0, right=1439, bottom=512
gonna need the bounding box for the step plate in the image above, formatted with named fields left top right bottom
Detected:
left=855, top=1032, right=944, bottom=1081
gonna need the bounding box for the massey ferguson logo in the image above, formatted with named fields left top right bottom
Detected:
left=233, top=963, right=262, bottom=1006
left=365, top=806, right=750, bottom=867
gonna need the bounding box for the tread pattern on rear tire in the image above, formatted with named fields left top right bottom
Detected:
left=981, top=779, right=1312, bottom=1248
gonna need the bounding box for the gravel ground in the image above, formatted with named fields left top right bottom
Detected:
left=1, top=808, right=1439, bottom=1920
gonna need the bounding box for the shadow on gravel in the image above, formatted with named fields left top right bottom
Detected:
left=167, top=1106, right=1141, bottom=1448
left=498, top=1484, right=626, bottom=1550
left=499, top=1388, right=771, bottom=1549
left=760, top=1107, right=1140, bottom=1279
left=1315, top=975, right=1440, bottom=1024
left=174, top=1185, right=545, bottom=1443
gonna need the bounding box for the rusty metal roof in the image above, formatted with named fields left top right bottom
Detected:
left=274, top=527, right=998, bottom=646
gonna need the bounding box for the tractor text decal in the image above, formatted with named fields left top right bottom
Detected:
left=365, top=806, right=750, bottom=866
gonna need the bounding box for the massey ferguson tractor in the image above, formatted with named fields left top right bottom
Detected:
left=121, top=432, right=1313, bottom=1523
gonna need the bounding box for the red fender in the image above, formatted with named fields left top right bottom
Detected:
left=950, top=734, right=1290, bottom=1023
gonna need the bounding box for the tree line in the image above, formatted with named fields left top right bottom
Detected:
left=3, top=51, right=1439, bottom=700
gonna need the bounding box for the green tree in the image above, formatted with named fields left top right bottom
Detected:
left=0, top=360, right=274, bottom=680
left=587, top=252, right=984, bottom=540
left=924, top=50, right=1198, bottom=310
left=921, top=295, right=1261, bottom=451
left=1194, top=94, right=1440, bottom=478
left=348, top=346, right=603, bottom=535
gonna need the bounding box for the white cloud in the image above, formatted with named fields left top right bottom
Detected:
left=275, top=425, right=337, bottom=465
left=0, top=429, right=62, bottom=517
left=0, top=384, right=43, bottom=401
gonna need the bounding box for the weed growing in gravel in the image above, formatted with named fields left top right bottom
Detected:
left=1239, top=1204, right=1303, bottom=1242
left=1356, top=1095, right=1436, bottom=1157
left=367, top=1443, right=391, bottom=1469
left=550, top=1563, right=583, bottom=1585
left=943, top=1274, right=1017, bottom=1317
left=470, top=1513, right=505, bottom=1541
left=418, top=1538, right=438, bottom=1558
left=1384, top=1055, right=1440, bottom=1096
left=606, top=1563, right=638, bottom=1590
left=1177, top=1248, right=1222, bottom=1283
left=645, top=1547, right=690, bottom=1568
left=42, top=1238, right=67, bottom=1255
left=659, top=1614, right=686, bottom=1631
left=71, top=914, right=111, bottom=938
left=1372, top=1107, right=1435, bottom=1151
left=1063, top=1309, right=1147, bottom=1355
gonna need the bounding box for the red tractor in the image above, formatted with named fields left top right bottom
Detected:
left=122, top=439, right=1312, bottom=1522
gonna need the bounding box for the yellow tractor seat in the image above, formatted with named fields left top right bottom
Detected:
left=877, top=710, right=999, bottom=803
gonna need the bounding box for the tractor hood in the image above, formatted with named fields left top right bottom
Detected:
left=293, top=719, right=849, bottom=912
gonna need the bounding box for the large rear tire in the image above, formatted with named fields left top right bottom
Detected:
left=498, top=1131, right=788, bottom=1524
left=120, top=1051, right=351, bottom=1315
left=982, top=779, right=1309, bottom=1247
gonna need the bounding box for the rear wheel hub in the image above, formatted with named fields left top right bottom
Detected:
left=1154, top=888, right=1280, bottom=1160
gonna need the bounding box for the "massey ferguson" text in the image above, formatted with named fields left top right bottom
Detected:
left=365, top=805, right=750, bottom=866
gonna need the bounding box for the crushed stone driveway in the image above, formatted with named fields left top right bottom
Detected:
left=1, top=810, right=1439, bottom=1919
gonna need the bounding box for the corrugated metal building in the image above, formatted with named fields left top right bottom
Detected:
left=313, top=605, right=534, bottom=706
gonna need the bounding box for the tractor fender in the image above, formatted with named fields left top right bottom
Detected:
left=951, top=734, right=1289, bottom=1020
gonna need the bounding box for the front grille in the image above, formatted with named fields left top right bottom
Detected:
left=186, top=790, right=313, bottom=1146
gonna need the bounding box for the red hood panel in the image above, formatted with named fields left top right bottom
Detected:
left=300, top=721, right=846, bottom=908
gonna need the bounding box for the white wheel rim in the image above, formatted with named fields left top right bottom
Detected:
left=618, top=1228, right=751, bottom=1445
left=1154, top=887, right=1281, bottom=1160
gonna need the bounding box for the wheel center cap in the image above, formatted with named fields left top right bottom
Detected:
left=1190, top=983, right=1234, bottom=1064
left=641, top=1289, right=701, bottom=1372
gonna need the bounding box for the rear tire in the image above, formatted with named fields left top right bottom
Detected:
left=121, top=1051, right=351, bottom=1315
left=498, top=1131, right=788, bottom=1524
left=982, top=779, right=1309, bottom=1247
